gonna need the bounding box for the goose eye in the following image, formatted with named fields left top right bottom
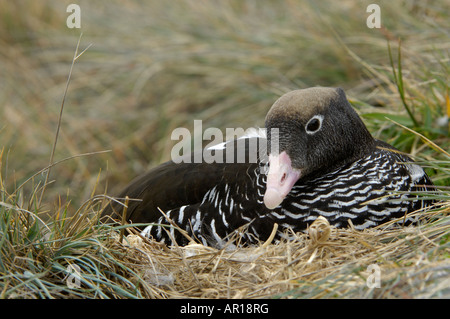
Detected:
left=305, top=115, right=323, bottom=134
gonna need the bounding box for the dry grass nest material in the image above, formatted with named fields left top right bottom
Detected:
left=116, top=208, right=450, bottom=299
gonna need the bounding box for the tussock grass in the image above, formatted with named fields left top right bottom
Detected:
left=0, top=0, right=449, bottom=298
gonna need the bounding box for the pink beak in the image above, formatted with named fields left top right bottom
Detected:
left=263, top=151, right=301, bottom=210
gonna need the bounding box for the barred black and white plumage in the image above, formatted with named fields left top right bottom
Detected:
left=101, top=87, right=434, bottom=246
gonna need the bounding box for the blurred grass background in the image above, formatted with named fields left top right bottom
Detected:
left=0, top=0, right=448, bottom=216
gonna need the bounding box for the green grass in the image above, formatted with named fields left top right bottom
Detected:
left=0, top=0, right=449, bottom=298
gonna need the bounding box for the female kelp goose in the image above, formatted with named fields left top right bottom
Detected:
left=102, top=87, right=434, bottom=246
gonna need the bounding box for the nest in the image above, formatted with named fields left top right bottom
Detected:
left=115, top=208, right=450, bottom=299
